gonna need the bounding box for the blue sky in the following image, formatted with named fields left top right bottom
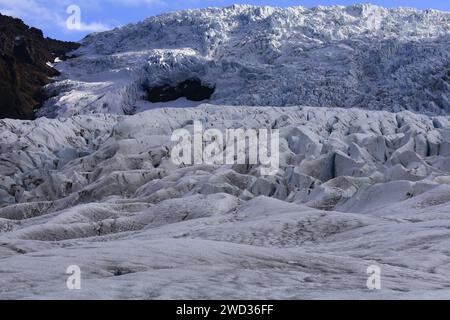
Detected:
left=1, top=0, right=449, bottom=41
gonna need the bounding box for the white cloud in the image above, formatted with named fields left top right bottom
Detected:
left=0, top=0, right=112, bottom=34
left=113, top=0, right=167, bottom=5
left=0, top=0, right=202, bottom=38
left=0, top=0, right=57, bottom=21
left=72, top=21, right=110, bottom=32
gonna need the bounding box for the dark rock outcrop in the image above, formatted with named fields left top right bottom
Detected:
left=146, top=78, right=215, bottom=103
left=0, top=14, right=79, bottom=119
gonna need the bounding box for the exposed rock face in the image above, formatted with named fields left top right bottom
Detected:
left=146, top=78, right=215, bottom=102
left=0, top=14, right=79, bottom=119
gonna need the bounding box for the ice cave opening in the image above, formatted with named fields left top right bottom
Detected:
left=145, top=78, right=215, bottom=103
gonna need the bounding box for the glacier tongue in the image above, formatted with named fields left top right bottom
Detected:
left=2, top=105, right=450, bottom=298
left=2, top=4, right=450, bottom=299
left=38, top=4, right=450, bottom=118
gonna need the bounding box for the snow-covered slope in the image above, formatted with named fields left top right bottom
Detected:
left=2, top=106, right=450, bottom=298
left=38, top=4, right=450, bottom=117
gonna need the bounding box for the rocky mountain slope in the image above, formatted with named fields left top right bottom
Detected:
left=0, top=14, right=79, bottom=119
left=39, top=4, right=450, bottom=117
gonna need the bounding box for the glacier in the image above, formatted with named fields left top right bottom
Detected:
left=1, top=4, right=450, bottom=299
left=38, top=3, right=450, bottom=117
